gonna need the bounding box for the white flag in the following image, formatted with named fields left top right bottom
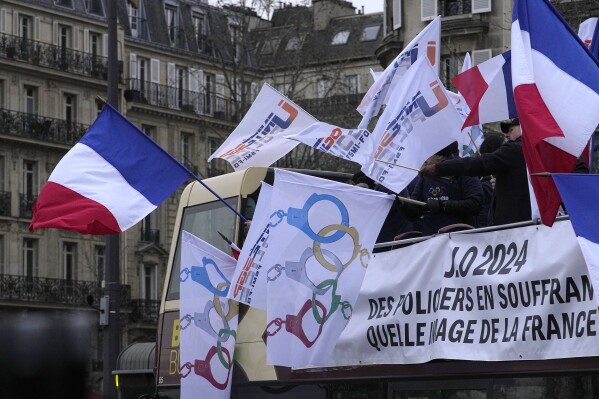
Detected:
left=208, top=84, right=317, bottom=171
left=357, top=16, right=441, bottom=129
left=180, top=231, right=238, bottom=399
left=228, top=182, right=274, bottom=309
left=264, top=170, right=393, bottom=367
left=362, top=57, right=463, bottom=193
left=285, top=122, right=374, bottom=167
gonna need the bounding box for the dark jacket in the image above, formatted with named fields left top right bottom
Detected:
left=401, top=167, right=483, bottom=235
left=434, top=137, right=530, bottom=226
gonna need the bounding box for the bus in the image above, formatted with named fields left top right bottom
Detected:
left=147, top=167, right=599, bottom=399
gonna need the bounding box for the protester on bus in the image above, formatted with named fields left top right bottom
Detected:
left=399, top=142, right=483, bottom=235
left=475, top=134, right=506, bottom=227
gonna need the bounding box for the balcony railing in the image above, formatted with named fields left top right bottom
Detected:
left=129, top=299, right=160, bottom=323
left=0, top=108, right=89, bottom=146
left=0, top=191, right=10, bottom=217
left=0, top=274, right=100, bottom=306
left=298, top=93, right=365, bottom=117
left=442, top=0, right=472, bottom=16
left=0, top=33, right=122, bottom=81
left=125, top=78, right=239, bottom=122
left=141, top=228, right=160, bottom=244
left=19, top=193, right=37, bottom=219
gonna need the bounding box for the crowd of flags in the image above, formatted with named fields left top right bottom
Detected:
left=26, top=0, right=599, bottom=395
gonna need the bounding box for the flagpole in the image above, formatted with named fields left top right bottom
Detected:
left=103, top=1, right=120, bottom=398
left=468, top=131, right=481, bottom=155
left=374, top=159, right=421, bottom=172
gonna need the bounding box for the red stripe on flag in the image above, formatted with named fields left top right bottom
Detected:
left=515, top=83, right=576, bottom=227
left=30, top=181, right=121, bottom=234
left=452, top=66, right=487, bottom=128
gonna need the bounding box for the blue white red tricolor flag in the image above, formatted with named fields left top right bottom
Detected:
left=451, top=51, right=516, bottom=128
left=30, top=104, right=193, bottom=234
left=511, top=0, right=599, bottom=226
left=552, top=174, right=599, bottom=307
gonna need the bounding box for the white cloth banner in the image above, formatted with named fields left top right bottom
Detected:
left=208, top=84, right=317, bottom=171
left=578, top=17, right=598, bottom=49
left=357, top=16, right=440, bottom=129
left=330, top=221, right=599, bottom=365
left=285, top=122, right=374, bottom=166
left=180, top=231, right=238, bottom=399
left=228, top=182, right=273, bottom=309
left=362, top=57, right=463, bottom=193
left=265, top=170, right=393, bottom=367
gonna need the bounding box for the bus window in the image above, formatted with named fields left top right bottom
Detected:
left=165, top=196, right=238, bottom=301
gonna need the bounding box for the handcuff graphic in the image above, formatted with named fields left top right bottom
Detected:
left=180, top=258, right=238, bottom=390
left=264, top=193, right=371, bottom=347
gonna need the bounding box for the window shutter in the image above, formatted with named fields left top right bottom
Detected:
left=472, top=0, right=491, bottom=14
left=72, top=27, right=79, bottom=50
left=393, top=0, right=402, bottom=30
left=0, top=9, right=5, bottom=33
left=215, top=74, right=225, bottom=112
left=83, top=29, right=89, bottom=53
left=167, top=62, right=176, bottom=108
left=102, top=33, right=108, bottom=57
left=189, top=68, right=203, bottom=114
left=421, top=0, right=437, bottom=22
left=472, top=49, right=492, bottom=66
left=34, top=17, right=40, bottom=41
left=14, top=12, right=19, bottom=35
left=53, top=21, right=59, bottom=45
left=150, top=58, right=160, bottom=105
left=129, top=53, right=137, bottom=90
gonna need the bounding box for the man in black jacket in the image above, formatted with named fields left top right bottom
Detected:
left=420, top=118, right=530, bottom=226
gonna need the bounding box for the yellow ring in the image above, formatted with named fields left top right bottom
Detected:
left=214, top=282, right=239, bottom=321
left=313, top=224, right=361, bottom=272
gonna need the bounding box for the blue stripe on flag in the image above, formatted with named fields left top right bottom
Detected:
left=80, top=105, right=192, bottom=205
left=591, top=18, right=599, bottom=59
left=553, top=174, right=599, bottom=244
left=513, top=0, right=599, bottom=93
left=500, top=51, right=517, bottom=118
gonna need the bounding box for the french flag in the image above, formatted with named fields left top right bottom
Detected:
left=512, top=0, right=599, bottom=227
left=30, top=104, right=193, bottom=234
left=553, top=174, right=599, bottom=307
left=451, top=51, right=516, bottom=128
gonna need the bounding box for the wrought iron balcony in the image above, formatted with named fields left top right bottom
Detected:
left=0, top=33, right=122, bottom=81
left=0, top=108, right=89, bottom=146
left=0, top=191, right=10, bottom=217
left=19, top=193, right=37, bottom=219
left=141, top=228, right=160, bottom=244
left=129, top=299, right=160, bottom=323
left=297, top=93, right=365, bottom=117
left=125, top=79, right=239, bottom=122
left=0, top=274, right=100, bottom=306
left=442, top=0, right=472, bottom=16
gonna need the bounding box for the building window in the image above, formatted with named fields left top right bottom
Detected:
left=142, top=125, right=155, bottom=140
left=317, top=79, right=331, bottom=98
left=204, top=73, right=213, bottom=114
left=180, top=132, right=192, bottom=163
left=261, top=38, right=279, bottom=55
left=64, top=93, right=77, bottom=125
left=138, top=57, right=148, bottom=97
left=193, top=13, right=207, bottom=51
left=331, top=30, right=350, bottom=45
left=165, top=6, right=177, bottom=44
left=23, top=160, right=38, bottom=199
left=0, top=79, right=4, bottom=108
left=176, top=67, right=186, bottom=108
left=24, top=86, right=38, bottom=115
left=54, top=0, right=74, bottom=8
left=444, top=0, right=473, bottom=16
left=63, top=242, right=77, bottom=283
left=141, top=263, right=157, bottom=300
left=84, top=0, right=105, bottom=16
left=285, top=35, right=304, bottom=51
left=0, top=236, right=4, bottom=275
left=19, top=15, right=33, bottom=40
left=59, top=25, right=72, bottom=49
left=360, top=25, right=381, bottom=42
left=0, top=155, right=4, bottom=192
left=23, top=238, right=38, bottom=279
left=128, top=1, right=139, bottom=36
left=89, top=32, right=101, bottom=57
left=208, top=138, right=226, bottom=176
left=94, top=245, right=105, bottom=284
left=344, top=75, right=359, bottom=94
left=276, top=83, right=290, bottom=96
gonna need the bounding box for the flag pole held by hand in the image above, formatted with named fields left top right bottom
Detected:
left=375, top=159, right=421, bottom=172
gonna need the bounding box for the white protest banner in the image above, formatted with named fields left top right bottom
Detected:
left=330, top=221, right=599, bottom=366
left=362, top=57, right=463, bottom=193
left=285, top=122, right=374, bottom=167
left=228, top=182, right=273, bottom=309
left=265, top=170, right=393, bottom=367
left=180, top=231, right=238, bottom=399
left=357, top=16, right=440, bottom=129
left=208, top=83, right=317, bottom=171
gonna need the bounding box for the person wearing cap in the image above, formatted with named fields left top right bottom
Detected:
left=420, top=118, right=530, bottom=226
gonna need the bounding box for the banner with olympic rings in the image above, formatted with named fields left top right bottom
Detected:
left=179, top=231, right=239, bottom=399
left=264, top=170, right=394, bottom=367
left=329, top=221, right=599, bottom=365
